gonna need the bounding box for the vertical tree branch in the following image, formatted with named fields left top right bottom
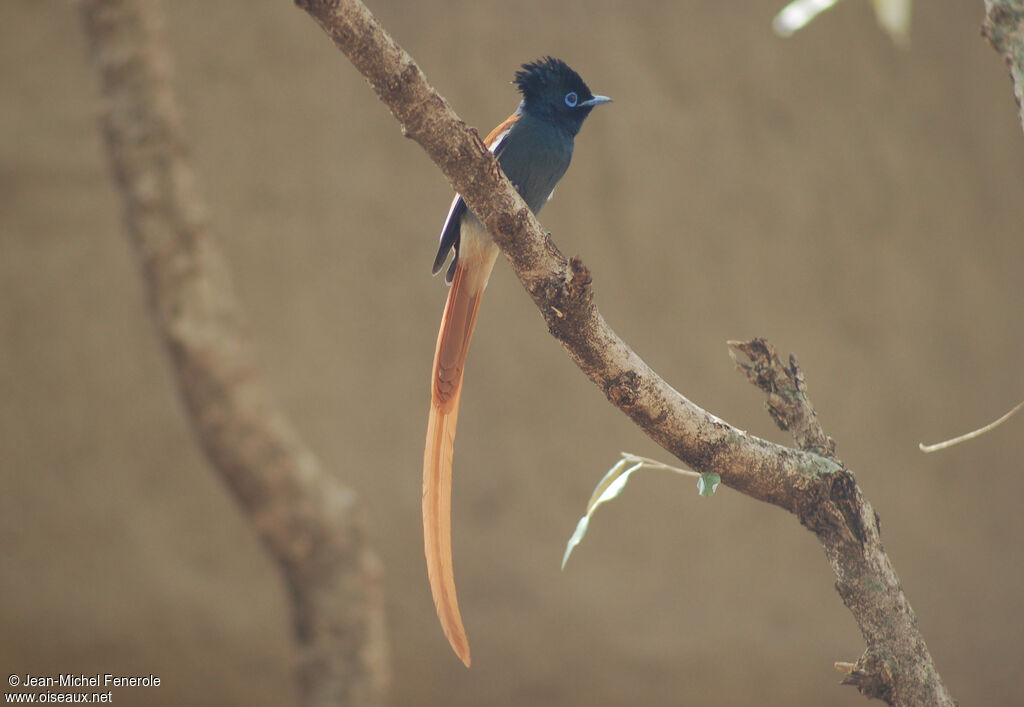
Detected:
left=78, top=1, right=389, bottom=705
left=730, top=341, right=949, bottom=705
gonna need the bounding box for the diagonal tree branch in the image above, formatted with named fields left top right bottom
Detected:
left=729, top=340, right=904, bottom=702
left=295, top=0, right=832, bottom=514
left=294, top=1, right=955, bottom=704
left=78, top=1, right=389, bottom=705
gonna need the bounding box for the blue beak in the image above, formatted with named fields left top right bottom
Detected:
left=581, top=95, right=612, bottom=107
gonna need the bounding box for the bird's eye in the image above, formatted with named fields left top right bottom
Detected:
left=564, top=91, right=578, bottom=108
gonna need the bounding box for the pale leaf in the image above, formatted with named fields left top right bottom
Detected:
left=562, top=453, right=706, bottom=569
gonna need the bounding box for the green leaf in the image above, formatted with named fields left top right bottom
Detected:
left=871, top=0, right=911, bottom=45
left=773, top=0, right=911, bottom=45
left=772, top=0, right=841, bottom=37
left=698, top=473, right=721, bottom=496
left=561, top=459, right=645, bottom=570
left=562, top=453, right=706, bottom=569
left=561, top=515, right=591, bottom=571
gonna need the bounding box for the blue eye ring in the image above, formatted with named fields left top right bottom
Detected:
left=564, top=91, right=579, bottom=108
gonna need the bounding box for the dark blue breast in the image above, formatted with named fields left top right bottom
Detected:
left=497, top=114, right=574, bottom=215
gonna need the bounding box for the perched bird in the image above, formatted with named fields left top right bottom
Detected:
left=424, top=57, right=610, bottom=667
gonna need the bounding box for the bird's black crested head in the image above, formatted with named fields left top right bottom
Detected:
left=513, top=57, right=609, bottom=135
left=514, top=57, right=593, bottom=104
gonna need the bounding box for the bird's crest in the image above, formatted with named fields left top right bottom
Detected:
left=513, top=57, right=593, bottom=104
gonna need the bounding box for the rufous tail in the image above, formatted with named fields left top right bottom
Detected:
left=423, top=252, right=494, bottom=667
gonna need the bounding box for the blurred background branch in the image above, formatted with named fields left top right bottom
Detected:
left=77, top=1, right=389, bottom=704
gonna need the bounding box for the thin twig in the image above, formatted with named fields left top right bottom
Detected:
left=919, top=399, right=1024, bottom=452
left=618, top=452, right=701, bottom=477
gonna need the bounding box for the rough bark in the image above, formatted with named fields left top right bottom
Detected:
left=983, top=0, right=1024, bottom=134
left=295, top=0, right=956, bottom=704
left=78, top=1, right=389, bottom=705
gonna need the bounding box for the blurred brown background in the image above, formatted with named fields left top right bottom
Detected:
left=3, top=1, right=1022, bottom=705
